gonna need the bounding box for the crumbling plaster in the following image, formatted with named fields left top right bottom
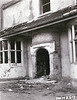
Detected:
left=0, top=65, right=26, bottom=78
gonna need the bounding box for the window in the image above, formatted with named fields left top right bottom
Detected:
left=0, top=40, right=22, bottom=64
left=0, top=40, right=8, bottom=63
left=10, top=41, right=21, bottom=63
left=40, top=0, right=50, bottom=14
left=4, top=40, right=8, bottom=63
left=70, top=25, right=77, bottom=63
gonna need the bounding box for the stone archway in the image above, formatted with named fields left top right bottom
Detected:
left=30, top=42, right=55, bottom=78
left=36, top=48, right=50, bottom=78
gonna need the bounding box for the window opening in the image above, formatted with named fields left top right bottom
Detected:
left=41, top=0, right=50, bottom=14
left=0, top=40, right=8, bottom=63
left=10, top=40, right=21, bottom=63
left=3, top=40, right=8, bottom=63
left=0, top=40, right=22, bottom=64
left=70, top=25, right=77, bottom=62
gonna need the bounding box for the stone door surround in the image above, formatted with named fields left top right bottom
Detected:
left=30, top=41, right=55, bottom=78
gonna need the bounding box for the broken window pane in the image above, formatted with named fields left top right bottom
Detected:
left=17, top=51, right=21, bottom=63
left=4, top=51, right=8, bottom=63
left=11, top=51, right=15, bottom=63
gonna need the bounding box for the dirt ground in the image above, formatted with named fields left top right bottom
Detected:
left=0, top=78, right=77, bottom=100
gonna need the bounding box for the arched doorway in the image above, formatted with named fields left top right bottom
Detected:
left=36, top=48, right=50, bottom=78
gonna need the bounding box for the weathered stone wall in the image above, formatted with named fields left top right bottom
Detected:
left=32, top=28, right=53, bottom=45
left=23, top=37, right=29, bottom=77
left=0, top=0, right=76, bottom=79
left=32, top=24, right=71, bottom=79
left=60, top=26, right=70, bottom=77
left=51, top=0, right=76, bottom=12
left=0, top=65, right=26, bottom=78
left=0, top=0, right=76, bottom=30
left=32, top=0, right=76, bottom=19
left=3, top=0, right=31, bottom=29
left=0, top=0, right=12, bottom=30
left=25, top=37, right=33, bottom=78
left=32, top=26, right=61, bottom=79
left=52, top=30, right=61, bottom=80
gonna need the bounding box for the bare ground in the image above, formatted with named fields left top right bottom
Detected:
left=0, top=78, right=77, bottom=100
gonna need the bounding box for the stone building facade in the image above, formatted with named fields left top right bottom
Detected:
left=0, top=0, right=77, bottom=86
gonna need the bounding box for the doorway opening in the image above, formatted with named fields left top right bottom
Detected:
left=36, top=48, right=50, bottom=78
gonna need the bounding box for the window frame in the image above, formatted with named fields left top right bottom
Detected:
left=40, top=0, right=51, bottom=15
left=3, top=40, right=8, bottom=63
left=10, top=40, right=22, bottom=64
left=0, top=40, right=8, bottom=64
left=69, top=25, right=77, bottom=63
left=0, top=39, right=23, bottom=66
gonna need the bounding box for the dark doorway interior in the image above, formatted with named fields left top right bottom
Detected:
left=36, top=48, right=50, bottom=78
